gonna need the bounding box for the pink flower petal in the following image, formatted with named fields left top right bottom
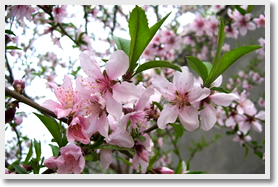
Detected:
left=105, top=50, right=129, bottom=80
left=100, top=149, right=112, bottom=171
left=173, top=66, right=194, bottom=94
left=79, top=50, right=102, bottom=79
left=113, top=82, right=142, bottom=104
left=239, top=122, right=251, bottom=134
left=200, top=103, right=217, bottom=131
left=252, top=121, right=262, bottom=133
left=225, top=116, right=235, bottom=127
left=105, top=93, right=122, bottom=121
left=41, top=99, right=62, bottom=112
left=179, top=106, right=199, bottom=131
left=97, top=114, right=110, bottom=140
left=109, top=128, right=134, bottom=148
left=157, top=104, right=179, bottom=129
left=210, top=93, right=239, bottom=106
left=256, top=111, right=265, bottom=120
left=135, top=86, right=155, bottom=111
left=188, top=86, right=210, bottom=103
left=55, top=108, right=72, bottom=119
left=211, top=75, right=223, bottom=87
left=152, top=77, right=175, bottom=101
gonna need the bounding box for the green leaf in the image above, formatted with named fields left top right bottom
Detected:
left=134, top=60, right=181, bottom=76
left=6, top=46, right=22, bottom=50
left=186, top=171, right=206, bottom=174
left=203, top=62, right=212, bottom=74
left=128, top=6, right=171, bottom=73
left=12, top=164, right=28, bottom=174
left=97, top=145, right=134, bottom=152
left=49, top=144, right=60, bottom=157
left=33, top=139, right=41, bottom=161
left=186, top=56, right=210, bottom=83
left=147, top=151, right=159, bottom=171
left=113, top=35, right=130, bottom=56
left=210, top=87, right=230, bottom=93
left=149, top=12, right=171, bottom=42
left=101, top=59, right=109, bottom=62
left=91, top=135, right=105, bottom=149
left=206, top=45, right=261, bottom=86
left=117, top=157, right=133, bottom=167
left=174, top=161, right=183, bottom=174
left=169, top=123, right=184, bottom=137
left=128, top=6, right=150, bottom=71
left=247, top=5, right=254, bottom=13
left=234, top=5, right=246, bottom=15
left=85, top=151, right=100, bottom=162
left=213, top=18, right=225, bottom=65
left=23, top=140, right=33, bottom=165
left=152, top=101, right=163, bottom=111
left=33, top=113, right=64, bottom=147
left=5, top=29, right=16, bottom=36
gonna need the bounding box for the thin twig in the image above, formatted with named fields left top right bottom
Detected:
left=11, top=125, right=23, bottom=161
left=143, top=124, right=158, bottom=134
left=5, top=87, right=68, bottom=124
left=166, top=128, right=182, bottom=161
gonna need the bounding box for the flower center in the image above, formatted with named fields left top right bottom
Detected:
left=170, top=92, right=190, bottom=109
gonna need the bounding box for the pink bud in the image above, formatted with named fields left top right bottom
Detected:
left=153, top=167, right=174, bottom=174
left=14, top=116, right=23, bottom=125
left=44, top=156, right=58, bottom=169
left=12, top=79, right=25, bottom=94
left=135, top=144, right=149, bottom=162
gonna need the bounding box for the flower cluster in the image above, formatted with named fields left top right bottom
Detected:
left=42, top=49, right=239, bottom=174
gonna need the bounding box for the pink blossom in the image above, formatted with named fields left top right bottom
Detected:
left=13, top=79, right=25, bottom=94
left=132, top=134, right=153, bottom=173
left=239, top=110, right=264, bottom=134
left=54, top=144, right=85, bottom=174
left=256, top=37, right=265, bottom=59
left=7, top=5, right=35, bottom=22
left=199, top=76, right=239, bottom=131
left=53, top=5, right=67, bottom=24
left=14, top=116, right=23, bottom=125
left=225, top=26, right=239, bottom=39
left=191, top=14, right=207, bottom=36
left=79, top=50, right=141, bottom=120
left=222, top=43, right=230, bottom=52
left=258, top=97, right=265, bottom=107
left=205, top=16, right=219, bottom=36
left=41, top=75, right=83, bottom=119
left=232, top=13, right=256, bottom=36
left=233, top=131, right=252, bottom=145
left=212, top=5, right=225, bottom=12
left=5, top=168, right=10, bottom=174
left=67, top=116, right=91, bottom=144
left=152, top=66, right=210, bottom=131
left=253, top=14, right=265, bottom=28
left=236, top=90, right=257, bottom=116
left=44, top=156, right=58, bottom=169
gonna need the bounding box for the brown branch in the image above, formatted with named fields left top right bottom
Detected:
left=5, top=87, right=68, bottom=124
left=143, top=124, right=158, bottom=134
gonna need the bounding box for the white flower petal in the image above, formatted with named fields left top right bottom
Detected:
left=210, top=93, right=239, bottom=106
left=179, top=106, right=199, bottom=131
left=157, top=104, right=179, bottom=129
left=200, top=104, right=217, bottom=131
left=105, top=50, right=129, bottom=80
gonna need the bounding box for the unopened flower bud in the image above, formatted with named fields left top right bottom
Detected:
left=14, top=116, right=23, bottom=125
left=135, top=144, right=149, bottom=162
left=153, top=167, right=174, bottom=174
left=13, top=79, right=25, bottom=94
